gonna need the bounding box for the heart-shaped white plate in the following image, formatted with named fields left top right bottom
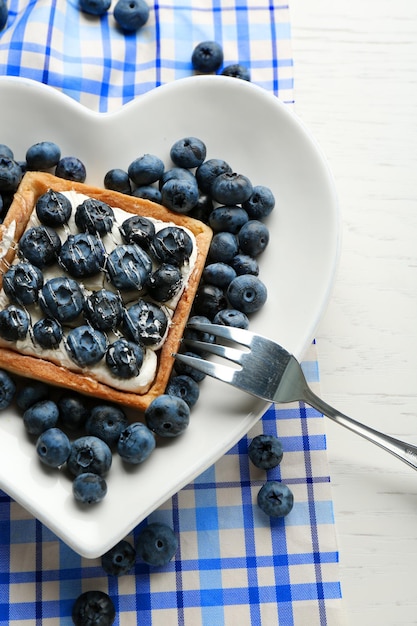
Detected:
left=0, top=75, right=339, bottom=558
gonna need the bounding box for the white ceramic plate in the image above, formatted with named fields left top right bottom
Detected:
left=0, top=75, right=339, bottom=558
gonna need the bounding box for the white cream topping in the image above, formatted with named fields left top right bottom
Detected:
left=0, top=190, right=197, bottom=393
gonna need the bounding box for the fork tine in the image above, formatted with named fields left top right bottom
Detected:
left=182, top=337, right=246, bottom=365
left=172, top=352, right=237, bottom=383
left=187, top=320, right=255, bottom=347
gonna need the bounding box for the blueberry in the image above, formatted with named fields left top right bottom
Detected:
left=59, top=233, right=105, bottom=278
left=248, top=434, right=284, bottom=469
left=257, top=481, right=294, bottom=517
left=72, top=590, right=115, bottom=626
left=39, top=276, right=84, bottom=323
left=3, top=261, right=43, bottom=305
left=170, top=137, right=206, bottom=169
left=0, top=304, right=29, bottom=341
left=107, top=244, right=152, bottom=291
left=159, top=166, right=196, bottom=190
left=104, top=168, right=132, bottom=194
left=174, top=350, right=206, bottom=382
left=58, top=393, right=90, bottom=430
left=146, top=263, right=183, bottom=302
left=18, top=225, right=61, bottom=268
left=0, top=144, right=13, bottom=158
left=84, top=289, right=123, bottom=331
left=132, top=186, right=162, bottom=203
left=242, top=185, right=275, bottom=219
left=66, top=325, right=108, bottom=367
left=106, top=338, right=144, bottom=379
left=188, top=193, right=213, bottom=223
left=79, top=0, right=111, bottom=15
left=114, top=0, right=149, bottom=31
left=16, top=381, right=49, bottom=411
left=0, top=0, right=7, bottom=30
left=136, top=522, right=178, bottom=566
left=150, top=226, right=193, bottom=265
left=128, top=154, right=164, bottom=186
left=0, top=369, right=15, bottom=409
left=238, top=220, right=270, bottom=257
left=145, top=394, right=190, bottom=438
left=208, top=205, right=248, bottom=234
left=67, top=435, right=112, bottom=477
left=183, top=315, right=215, bottom=348
left=23, top=400, right=59, bottom=436
left=202, top=262, right=236, bottom=289
left=211, top=172, right=253, bottom=205
left=123, top=300, right=168, bottom=346
left=75, top=198, right=114, bottom=236
left=191, top=41, right=224, bottom=74
left=117, top=422, right=155, bottom=464
left=119, top=215, right=155, bottom=248
left=227, top=274, right=267, bottom=313
left=0, top=156, right=22, bottom=192
left=55, top=156, right=86, bottom=182
left=161, top=178, right=199, bottom=213
left=231, top=253, right=259, bottom=276
left=208, top=231, right=239, bottom=263
left=193, top=283, right=227, bottom=319
left=32, top=317, right=63, bottom=349
left=86, top=404, right=129, bottom=447
left=35, top=189, right=72, bottom=227
left=25, top=141, right=61, bottom=171
left=221, top=63, right=251, bottom=81
left=73, top=472, right=108, bottom=505
left=166, top=374, right=199, bottom=408
left=36, top=427, right=71, bottom=467
left=101, top=540, right=136, bottom=576
left=195, top=158, right=232, bottom=195
left=213, top=308, right=249, bottom=329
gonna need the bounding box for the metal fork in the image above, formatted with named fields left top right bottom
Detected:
left=173, top=321, right=417, bottom=471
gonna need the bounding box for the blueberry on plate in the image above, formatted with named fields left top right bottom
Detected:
left=146, top=263, right=183, bottom=302
left=36, top=427, right=71, bottom=467
left=150, top=226, right=193, bottom=266
left=257, top=481, right=294, bottom=518
left=58, top=393, right=90, bottom=431
left=170, top=137, right=207, bottom=169
left=159, top=166, right=196, bottom=190
left=35, top=189, right=72, bottom=227
left=211, top=171, right=253, bottom=205
left=25, top=141, right=61, bottom=171
left=213, top=308, right=249, bottom=329
left=106, top=244, right=153, bottom=291
left=104, top=168, right=132, bottom=194
left=0, top=304, right=30, bottom=342
left=123, top=300, right=168, bottom=346
left=114, top=0, right=149, bottom=31
left=73, top=472, right=108, bottom=505
left=66, top=325, right=108, bottom=367
left=0, top=369, right=16, bottom=410
left=101, top=539, right=136, bottom=576
left=161, top=177, right=199, bottom=214
left=119, top=215, right=155, bottom=248
left=79, top=0, right=111, bottom=15
left=227, top=274, right=267, bottom=314
left=128, top=154, right=165, bottom=186
left=84, top=289, right=123, bottom=331
left=145, top=394, right=190, bottom=438
left=67, top=435, right=112, bottom=477
left=32, top=317, right=63, bottom=349
left=195, top=158, right=232, bottom=194
left=86, top=404, right=129, bottom=447
left=72, top=589, right=115, bottom=626
left=117, top=422, right=155, bottom=464
left=221, top=63, right=251, bottom=81
left=132, top=185, right=162, bottom=203
left=238, top=220, right=270, bottom=257
left=16, top=381, right=49, bottom=411
left=193, top=283, right=227, bottom=319
left=75, top=198, right=115, bottom=236
left=202, top=262, right=236, bottom=289
left=191, top=41, right=224, bottom=74
left=19, top=225, right=61, bottom=268
left=0, top=144, right=13, bottom=158
left=248, top=434, right=284, bottom=469
left=39, top=276, right=84, bottom=323
left=59, top=233, right=106, bottom=278
left=136, top=522, right=178, bottom=566
left=0, top=0, right=7, bottom=31
left=165, top=374, right=200, bottom=408
left=174, top=350, right=206, bottom=382
left=23, top=400, right=60, bottom=436
left=3, top=261, right=44, bottom=305
left=0, top=156, right=23, bottom=192
left=55, top=156, right=86, bottom=183
left=231, top=253, right=259, bottom=276
left=242, top=184, right=275, bottom=220
left=106, top=338, right=144, bottom=379
left=208, top=205, right=248, bottom=234
left=208, top=231, right=239, bottom=264
left=182, top=315, right=215, bottom=348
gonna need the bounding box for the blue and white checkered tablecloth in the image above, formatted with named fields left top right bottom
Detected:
left=0, top=1, right=346, bottom=624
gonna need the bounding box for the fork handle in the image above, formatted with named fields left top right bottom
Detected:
left=303, top=387, right=417, bottom=470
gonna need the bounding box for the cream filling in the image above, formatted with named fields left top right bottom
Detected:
left=0, top=190, right=197, bottom=393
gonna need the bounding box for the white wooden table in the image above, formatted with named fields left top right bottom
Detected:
left=290, top=1, right=417, bottom=624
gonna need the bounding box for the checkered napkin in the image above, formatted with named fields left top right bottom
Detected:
left=0, top=1, right=346, bottom=624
